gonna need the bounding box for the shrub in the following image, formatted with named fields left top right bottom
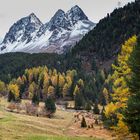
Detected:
left=25, top=102, right=37, bottom=115
left=7, top=103, right=16, bottom=111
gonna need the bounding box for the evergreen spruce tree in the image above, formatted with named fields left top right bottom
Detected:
left=101, top=106, right=106, bottom=121
left=32, top=93, right=39, bottom=105
left=8, top=91, right=15, bottom=102
left=93, top=101, right=100, bottom=114
left=55, top=74, right=60, bottom=98
left=92, top=59, right=97, bottom=73
left=45, top=97, right=56, bottom=114
left=81, top=116, right=87, bottom=128
left=124, top=38, right=140, bottom=138
left=69, top=81, right=75, bottom=98
left=74, top=93, right=84, bottom=110
left=85, top=102, right=91, bottom=112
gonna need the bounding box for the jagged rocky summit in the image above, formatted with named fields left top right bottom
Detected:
left=0, top=5, right=96, bottom=54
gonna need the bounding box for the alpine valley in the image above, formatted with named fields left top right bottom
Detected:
left=0, top=5, right=95, bottom=54
left=1, top=1, right=140, bottom=140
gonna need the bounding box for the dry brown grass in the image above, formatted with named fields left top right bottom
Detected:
left=0, top=97, right=112, bottom=140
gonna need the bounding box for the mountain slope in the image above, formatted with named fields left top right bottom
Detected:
left=0, top=5, right=95, bottom=54
left=71, top=0, right=140, bottom=68
left=1, top=13, right=43, bottom=52
left=0, top=1, right=140, bottom=82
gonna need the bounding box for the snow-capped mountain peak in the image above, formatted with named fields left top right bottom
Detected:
left=28, top=13, right=43, bottom=26
left=0, top=5, right=96, bottom=54
left=66, top=5, right=88, bottom=25
left=47, top=9, right=71, bottom=31
left=53, top=9, right=65, bottom=16
left=2, top=13, right=42, bottom=46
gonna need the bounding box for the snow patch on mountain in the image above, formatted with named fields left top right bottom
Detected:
left=70, top=20, right=94, bottom=38
left=0, top=5, right=96, bottom=54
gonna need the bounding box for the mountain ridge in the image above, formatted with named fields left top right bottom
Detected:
left=0, top=5, right=95, bottom=54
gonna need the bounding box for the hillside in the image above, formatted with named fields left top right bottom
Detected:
left=0, top=1, right=139, bottom=82
left=0, top=97, right=112, bottom=140
left=70, top=0, right=140, bottom=69
left=0, top=53, right=61, bottom=82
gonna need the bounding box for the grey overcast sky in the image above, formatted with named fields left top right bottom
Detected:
left=0, top=0, right=135, bottom=37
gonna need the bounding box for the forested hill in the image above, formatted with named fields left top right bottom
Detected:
left=0, top=52, right=82, bottom=83
left=0, top=0, right=140, bottom=82
left=71, top=0, right=140, bottom=63
left=0, top=53, right=60, bottom=82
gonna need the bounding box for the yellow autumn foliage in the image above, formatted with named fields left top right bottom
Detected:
left=73, top=85, right=80, bottom=96
left=58, top=74, right=65, bottom=87
left=51, top=75, right=58, bottom=86
left=105, top=36, right=137, bottom=133
left=105, top=102, right=117, bottom=118
left=77, top=79, right=84, bottom=88
left=62, top=83, right=69, bottom=97
left=48, top=86, right=55, bottom=95
left=103, top=88, right=109, bottom=104
left=0, top=80, right=6, bottom=93
left=8, top=84, right=20, bottom=98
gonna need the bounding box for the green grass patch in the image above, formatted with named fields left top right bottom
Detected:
left=0, top=113, right=15, bottom=123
